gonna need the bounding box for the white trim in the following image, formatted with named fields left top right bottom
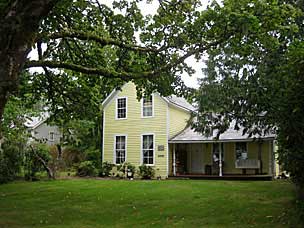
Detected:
left=166, top=103, right=169, bottom=177
left=113, top=134, right=128, bottom=165
left=115, top=96, right=128, bottom=120
left=102, top=89, right=118, bottom=107
left=141, top=94, right=154, bottom=118
left=102, top=110, right=105, bottom=163
left=140, top=133, right=155, bottom=166
left=212, top=143, right=225, bottom=161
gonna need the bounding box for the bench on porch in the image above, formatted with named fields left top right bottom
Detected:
left=235, top=159, right=260, bottom=174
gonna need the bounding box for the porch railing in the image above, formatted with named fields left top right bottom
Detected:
left=235, top=159, right=260, bottom=169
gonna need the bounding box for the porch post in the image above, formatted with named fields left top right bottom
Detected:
left=173, top=144, right=176, bottom=176
left=219, top=142, right=223, bottom=177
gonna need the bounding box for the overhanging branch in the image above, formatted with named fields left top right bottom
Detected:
left=39, top=31, right=159, bottom=53
left=24, top=60, right=152, bottom=80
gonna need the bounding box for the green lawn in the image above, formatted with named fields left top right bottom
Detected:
left=0, top=179, right=299, bottom=228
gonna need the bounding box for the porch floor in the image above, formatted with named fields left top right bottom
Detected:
left=168, top=174, right=273, bottom=181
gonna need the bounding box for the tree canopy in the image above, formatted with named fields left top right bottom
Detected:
left=192, top=0, right=304, bottom=198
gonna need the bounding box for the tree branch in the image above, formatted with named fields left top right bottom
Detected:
left=40, top=31, right=159, bottom=53
left=24, top=60, right=152, bottom=80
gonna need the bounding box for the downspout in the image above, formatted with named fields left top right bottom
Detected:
left=173, top=144, right=176, bottom=176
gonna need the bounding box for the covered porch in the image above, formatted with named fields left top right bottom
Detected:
left=168, top=127, right=276, bottom=179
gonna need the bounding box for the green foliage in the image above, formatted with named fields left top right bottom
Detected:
left=76, top=161, right=97, bottom=177
left=0, top=142, right=23, bottom=184
left=138, top=164, right=155, bottom=179
left=192, top=0, right=304, bottom=196
left=117, top=162, right=136, bottom=175
left=24, top=143, right=51, bottom=181
left=62, top=146, right=85, bottom=168
left=99, top=161, right=115, bottom=177
left=84, top=147, right=101, bottom=168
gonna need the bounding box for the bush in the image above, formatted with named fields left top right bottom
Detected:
left=0, top=143, right=23, bottom=184
left=138, top=165, right=155, bottom=179
left=84, top=147, right=101, bottom=168
left=62, top=146, right=85, bottom=168
left=117, top=162, right=136, bottom=175
left=99, top=161, right=114, bottom=177
left=76, top=161, right=97, bottom=177
left=24, top=143, right=51, bottom=181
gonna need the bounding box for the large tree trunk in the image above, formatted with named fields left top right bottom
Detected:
left=0, top=0, right=58, bottom=122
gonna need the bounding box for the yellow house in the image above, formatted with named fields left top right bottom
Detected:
left=102, top=82, right=276, bottom=179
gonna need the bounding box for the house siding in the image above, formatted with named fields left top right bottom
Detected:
left=30, top=123, right=61, bottom=145
left=169, top=106, right=190, bottom=138
left=103, top=82, right=168, bottom=178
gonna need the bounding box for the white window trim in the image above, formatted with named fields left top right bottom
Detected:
left=113, top=134, right=127, bottom=165
left=235, top=142, right=248, bottom=160
left=115, top=97, right=128, bottom=120
left=140, top=133, right=155, bottom=166
left=49, top=131, right=55, bottom=141
left=141, top=94, right=154, bottom=118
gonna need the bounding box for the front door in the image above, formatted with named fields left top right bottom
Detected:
left=191, top=144, right=203, bottom=173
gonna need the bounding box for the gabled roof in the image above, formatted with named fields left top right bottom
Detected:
left=102, top=83, right=195, bottom=112
left=169, top=126, right=275, bottom=143
left=25, top=112, right=49, bottom=129
left=165, top=95, right=195, bottom=112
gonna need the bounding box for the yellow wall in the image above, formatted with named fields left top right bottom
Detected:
left=103, top=82, right=168, bottom=178
left=169, top=105, right=191, bottom=138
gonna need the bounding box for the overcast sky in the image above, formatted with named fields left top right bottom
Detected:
left=31, top=1, right=210, bottom=89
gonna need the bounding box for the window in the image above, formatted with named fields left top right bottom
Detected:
left=117, top=97, right=127, bottom=119
left=142, top=134, right=154, bottom=165
left=236, top=142, right=247, bottom=160
left=213, top=143, right=224, bottom=162
left=142, top=95, right=153, bottom=117
left=115, top=135, right=126, bottom=164
left=49, top=131, right=54, bottom=141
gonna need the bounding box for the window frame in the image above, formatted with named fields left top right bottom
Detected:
left=235, top=142, right=248, bottom=160
left=49, top=131, right=55, bottom=141
left=141, top=94, right=154, bottom=118
left=113, top=134, right=127, bottom=164
left=141, top=133, right=155, bottom=166
left=116, top=97, right=127, bottom=120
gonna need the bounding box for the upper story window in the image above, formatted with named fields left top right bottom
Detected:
left=116, top=97, right=127, bottom=119
left=236, top=142, right=247, bottom=160
left=142, top=95, right=153, bottom=117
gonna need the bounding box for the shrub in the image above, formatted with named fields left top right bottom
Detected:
left=117, top=162, right=136, bottom=175
left=62, top=146, right=85, bottom=168
left=24, top=143, right=51, bottom=181
left=76, top=161, right=97, bottom=177
left=99, top=161, right=115, bottom=177
left=84, top=147, right=101, bottom=168
left=138, top=165, right=155, bottom=179
left=0, top=142, right=23, bottom=184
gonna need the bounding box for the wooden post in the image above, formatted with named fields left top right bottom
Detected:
left=219, top=143, right=223, bottom=177
left=173, top=144, right=176, bottom=176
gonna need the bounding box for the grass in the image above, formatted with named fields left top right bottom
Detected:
left=0, top=179, right=300, bottom=228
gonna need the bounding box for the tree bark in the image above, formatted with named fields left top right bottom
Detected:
left=0, top=0, right=59, bottom=122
